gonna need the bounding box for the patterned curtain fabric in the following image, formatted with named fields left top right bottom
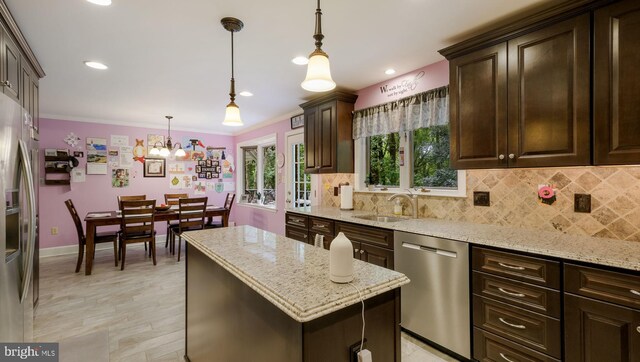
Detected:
left=352, top=85, right=449, bottom=139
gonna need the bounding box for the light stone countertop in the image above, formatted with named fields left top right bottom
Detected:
left=183, top=225, right=410, bottom=323
left=287, top=206, right=640, bottom=272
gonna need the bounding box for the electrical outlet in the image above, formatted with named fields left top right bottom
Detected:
left=51, top=227, right=58, bottom=235
left=574, top=193, right=591, bottom=213
left=473, top=191, right=490, bottom=206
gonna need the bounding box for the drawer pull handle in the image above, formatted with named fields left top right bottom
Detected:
left=499, top=353, right=516, bottom=362
left=498, top=287, right=526, bottom=298
left=498, top=262, right=526, bottom=271
left=631, top=289, right=640, bottom=297
left=315, top=224, right=327, bottom=229
left=498, top=317, right=526, bottom=329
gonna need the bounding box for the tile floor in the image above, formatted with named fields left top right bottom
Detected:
left=35, top=244, right=460, bottom=361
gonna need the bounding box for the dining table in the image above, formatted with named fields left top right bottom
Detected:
left=83, top=205, right=227, bottom=275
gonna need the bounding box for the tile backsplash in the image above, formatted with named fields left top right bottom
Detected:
left=321, top=166, right=640, bottom=242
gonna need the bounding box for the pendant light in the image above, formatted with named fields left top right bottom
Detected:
left=149, top=116, right=186, bottom=157
left=301, top=0, right=336, bottom=92
left=221, top=17, right=244, bottom=127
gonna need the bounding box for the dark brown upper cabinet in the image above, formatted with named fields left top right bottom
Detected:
left=449, top=44, right=508, bottom=169
left=1, top=25, right=21, bottom=103
left=445, top=13, right=590, bottom=169
left=594, top=0, right=640, bottom=165
left=300, top=91, right=357, bottom=174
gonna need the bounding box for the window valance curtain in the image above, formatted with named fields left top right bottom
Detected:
left=352, top=85, right=449, bottom=139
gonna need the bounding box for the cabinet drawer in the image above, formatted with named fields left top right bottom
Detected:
left=309, top=217, right=334, bottom=236
left=335, top=221, right=394, bottom=249
left=474, top=328, right=560, bottom=362
left=565, top=263, right=640, bottom=310
left=472, top=247, right=560, bottom=289
left=285, top=213, right=308, bottom=229
left=285, top=226, right=309, bottom=244
left=473, top=296, right=561, bottom=358
left=473, top=272, right=561, bottom=318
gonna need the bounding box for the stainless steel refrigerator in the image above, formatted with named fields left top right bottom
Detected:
left=0, top=91, right=39, bottom=342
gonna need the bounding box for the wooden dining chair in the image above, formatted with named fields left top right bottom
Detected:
left=117, top=195, right=149, bottom=252
left=65, top=199, right=119, bottom=272
left=169, top=197, right=207, bottom=261
left=119, top=199, right=157, bottom=270
left=164, top=193, right=188, bottom=248
left=205, top=193, right=235, bottom=229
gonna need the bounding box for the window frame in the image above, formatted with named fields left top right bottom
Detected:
left=236, top=133, right=278, bottom=211
left=355, top=130, right=466, bottom=198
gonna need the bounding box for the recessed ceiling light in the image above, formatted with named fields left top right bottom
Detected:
left=84, top=61, right=108, bottom=70
left=385, top=68, right=396, bottom=75
left=292, top=56, right=309, bottom=65
left=239, top=91, right=253, bottom=97
left=86, top=0, right=112, bottom=5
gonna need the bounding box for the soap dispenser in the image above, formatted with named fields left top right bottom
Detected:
left=393, top=198, right=402, bottom=215
left=330, top=232, right=354, bottom=283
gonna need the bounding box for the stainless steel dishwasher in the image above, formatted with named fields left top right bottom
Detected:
left=394, top=231, right=470, bottom=359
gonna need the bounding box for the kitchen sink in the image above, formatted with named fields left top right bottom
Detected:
left=352, top=215, right=406, bottom=222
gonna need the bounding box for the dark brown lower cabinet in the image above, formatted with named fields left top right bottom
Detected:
left=564, top=293, right=640, bottom=362
left=285, top=226, right=309, bottom=244
left=357, top=242, right=394, bottom=270
left=474, top=328, right=560, bottom=362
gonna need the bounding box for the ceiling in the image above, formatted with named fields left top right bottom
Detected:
left=6, top=0, right=554, bottom=135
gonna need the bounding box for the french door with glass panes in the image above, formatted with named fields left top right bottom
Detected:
left=285, top=130, right=318, bottom=208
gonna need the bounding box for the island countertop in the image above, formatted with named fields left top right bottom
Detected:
left=183, top=226, right=410, bottom=323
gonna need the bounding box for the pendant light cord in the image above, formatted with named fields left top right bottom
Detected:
left=229, top=30, right=236, bottom=102
left=314, top=0, right=324, bottom=50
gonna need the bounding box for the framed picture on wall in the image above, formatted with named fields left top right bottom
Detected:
left=290, top=114, right=304, bottom=129
left=144, top=158, right=166, bottom=177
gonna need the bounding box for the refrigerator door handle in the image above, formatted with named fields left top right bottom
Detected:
left=18, top=140, right=36, bottom=304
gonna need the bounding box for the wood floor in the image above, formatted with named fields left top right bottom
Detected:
left=35, top=244, right=457, bottom=362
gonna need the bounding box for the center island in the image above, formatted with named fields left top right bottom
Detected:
left=182, top=226, right=410, bottom=362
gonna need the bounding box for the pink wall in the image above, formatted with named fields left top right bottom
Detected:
left=39, top=118, right=234, bottom=248
left=231, top=119, right=292, bottom=236
left=229, top=60, right=450, bottom=236
left=355, top=60, right=449, bottom=110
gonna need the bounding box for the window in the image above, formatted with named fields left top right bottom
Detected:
left=236, top=134, right=278, bottom=209
left=412, top=125, right=457, bottom=188
left=357, top=126, right=465, bottom=197
left=367, top=133, right=400, bottom=187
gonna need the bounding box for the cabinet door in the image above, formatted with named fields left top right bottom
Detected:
left=316, top=101, right=336, bottom=173
left=31, top=78, right=39, bottom=132
left=1, top=28, right=20, bottom=102
left=449, top=43, right=508, bottom=169
left=564, top=294, right=640, bottom=362
left=507, top=14, right=590, bottom=167
left=360, top=243, right=394, bottom=270
left=304, top=107, right=318, bottom=173
left=594, top=0, right=640, bottom=165
left=21, top=65, right=30, bottom=112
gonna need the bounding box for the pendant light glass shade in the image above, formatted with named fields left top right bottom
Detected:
left=222, top=101, right=243, bottom=127
left=174, top=146, right=186, bottom=158
left=149, top=146, right=161, bottom=156
left=159, top=147, right=171, bottom=158
left=301, top=50, right=336, bottom=92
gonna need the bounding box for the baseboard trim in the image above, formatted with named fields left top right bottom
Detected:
left=40, top=235, right=168, bottom=258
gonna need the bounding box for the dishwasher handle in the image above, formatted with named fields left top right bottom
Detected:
left=401, top=241, right=457, bottom=258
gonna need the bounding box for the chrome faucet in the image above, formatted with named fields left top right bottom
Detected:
left=387, top=193, right=418, bottom=218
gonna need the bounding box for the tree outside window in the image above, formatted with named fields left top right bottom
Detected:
left=413, top=125, right=457, bottom=188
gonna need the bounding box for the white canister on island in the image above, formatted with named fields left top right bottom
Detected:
left=330, top=232, right=354, bottom=283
